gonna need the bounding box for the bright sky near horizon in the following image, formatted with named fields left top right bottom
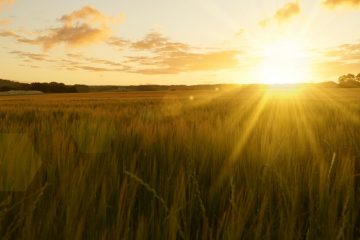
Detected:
left=1, top=0, right=360, bottom=85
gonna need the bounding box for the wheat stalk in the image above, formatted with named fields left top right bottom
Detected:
left=124, top=170, right=169, bottom=212
left=328, top=152, right=336, bottom=182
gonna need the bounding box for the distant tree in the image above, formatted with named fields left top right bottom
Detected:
left=338, top=73, right=355, bottom=83
left=338, top=73, right=360, bottom=88
left=74, top=84, right=90, bottom=93
left=29, top=82, right=77, bottom=93
left=0, top=86, right=11, bottom=92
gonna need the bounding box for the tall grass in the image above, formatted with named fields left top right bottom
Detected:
left=0, top=87, right=359, bottom=239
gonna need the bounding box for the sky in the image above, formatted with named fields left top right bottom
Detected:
left=1, top=0, right=360, bottom=85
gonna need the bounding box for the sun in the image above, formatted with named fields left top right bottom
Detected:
left=256, top=39, right=310, bottom=85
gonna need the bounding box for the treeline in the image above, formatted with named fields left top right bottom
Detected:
left=2, top=74, right=360, bottom=94
left=0, top=80, right=239, bottom=93
left=0, top=80, right=77, bottom=93
left=58, top=84, right=240, bottom=93
left=28, top=82, right=77, bottom=93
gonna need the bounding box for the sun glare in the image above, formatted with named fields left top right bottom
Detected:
left=256, top=40, right=310, bottom=85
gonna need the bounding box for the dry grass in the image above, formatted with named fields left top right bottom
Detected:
left=0, top=86, right=359, bottom=239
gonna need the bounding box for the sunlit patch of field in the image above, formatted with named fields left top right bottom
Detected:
left=0, top=86, right=360, bottom=239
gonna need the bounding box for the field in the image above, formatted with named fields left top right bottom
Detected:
left=0, top=86, right=359, bottom=239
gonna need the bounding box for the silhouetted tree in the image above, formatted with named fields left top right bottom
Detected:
left=0, top=86, right=11, bottom=92
left=29, top=82, right=78, bottom=93
left=338, top=73, right=360, bottom=88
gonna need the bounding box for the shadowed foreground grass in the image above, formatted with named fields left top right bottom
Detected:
left=0, top=87, right=359, bottom=239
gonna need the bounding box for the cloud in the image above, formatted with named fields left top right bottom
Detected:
left=0, top=0, right=14, bottom=5
left=6, top=30, right=241, bottom=75
left=9, top=50, right=49, bottom=62
left=126, top=32, right=240, bottom=74
left=106, top=36, right=129, bottom=50
left=38, top=25, right=111, bottom=51
left=259, top=1, right=300, bottom=27
left=0, top=30, right=42, bottom=44
left=72, top=66, right=118, bottom=72
left=85, top=57, right=126, bottom=67
left=0, top=30, right=43, bottom=47
left=36, top=6, right=121, bottom=50
left=0, top=0, right=14, bottom=25
left=0, top=0, right=14, bottom=11
left=313, top=41, right=360, bottom=79
left=258, top=19, right=271, bottom=28
left=324, top=42, right=360, bottom=62
left=235, top=29, right=245, bottom=38
left=60, top=6, right=110, bottom=27
left=65, top=32, right=241, bottom=74
left=131, top=31, right=190, bottom=53
left=274, top=2, right=300, bottom=23
left=65, top=52, right=129, bottom=69
left=323, top=0, right=360, bottom=7
left=70, top=38, right=240, bottom=74
left=1, top=6, right=122, bottom=51
left=0, top=30, right=17, bottom=38
left=130, top=50, right=240, bottom=75
left=8, top=50, right=129, bottom=72
left=0, top=19, right=11, bottom=25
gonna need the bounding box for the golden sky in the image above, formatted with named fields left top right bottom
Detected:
left=1, top=0, right=360, bottom=85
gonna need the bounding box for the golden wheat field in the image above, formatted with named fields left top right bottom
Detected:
left=0, top=86, right=360, bottom=239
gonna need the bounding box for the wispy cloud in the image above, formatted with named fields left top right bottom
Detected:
left=106, top=36, right=129, bottom=50
left=0, top=31, right=17, bottom=37
left=130, top=31, right=190, bottom=53
left=0, top=30, right=41, bottom=44
left=259, top=1, right=300, bottom=27
left=108, top=31, right=241, bottom=74
left=323, top=0, right=360, bottom=8
left=72, top=65, right=122, bottom=72
left=126, top=31, right=240, bottom=74
left=6, top=30, right=242, bottom=75
left=0, top=19, right=11, bottom=25
left=313, top=41, right=360, bottom=79
left=9, top=49, right=130, bottom=72
left=92, top=37, right=240, bottom=74
left=129, top=50, right=241, bottom=75
left=325, top=42, right=360, bottom=62
left=9, top=50, right=49, bottom=62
